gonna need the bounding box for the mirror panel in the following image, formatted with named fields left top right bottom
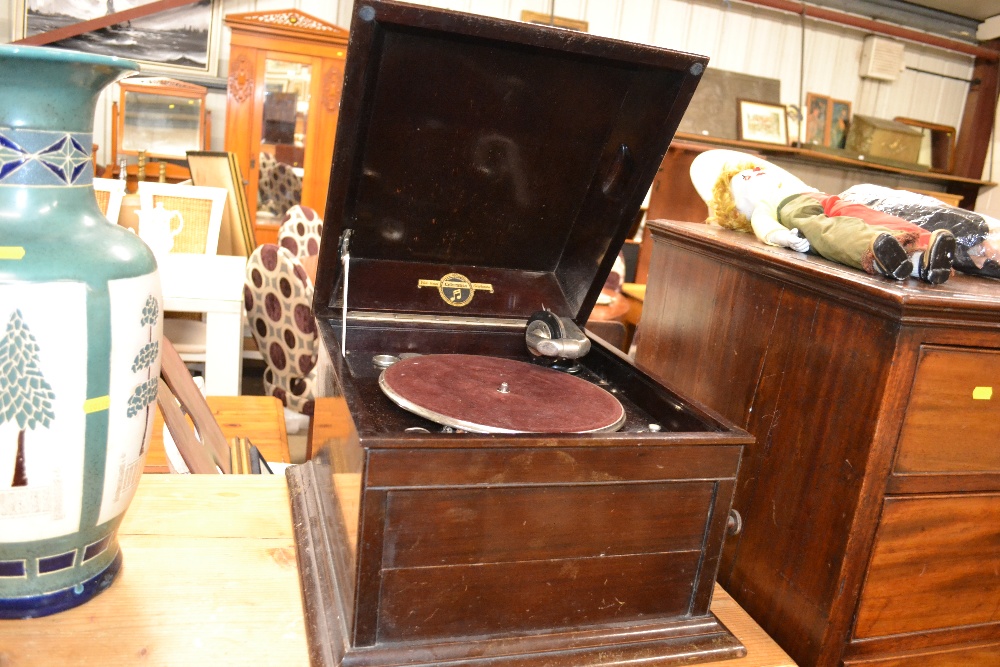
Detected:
left=258, top=59, right=310, bottom=216
left=122, top=91, right=203, bottom=159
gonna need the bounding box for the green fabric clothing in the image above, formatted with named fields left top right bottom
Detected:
left=777, top=193, right=907, bottom=271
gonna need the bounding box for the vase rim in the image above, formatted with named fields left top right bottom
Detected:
left=0, top=43, right=139, bottom=73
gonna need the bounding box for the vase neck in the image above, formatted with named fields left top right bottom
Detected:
left=0, top=46, right=138, bottom=134
left=0, top=127, right=94, bottom=187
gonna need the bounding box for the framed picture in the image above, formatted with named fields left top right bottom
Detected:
left=829, top=99, right=853, bottom=149
left=737, top=99, right=789, bottom=145
left=804, top=93, right=831, bottom=146
left=15, top=0, right=221, bottom=75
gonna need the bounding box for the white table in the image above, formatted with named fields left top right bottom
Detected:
left=158, top=254, right=247, bottom=396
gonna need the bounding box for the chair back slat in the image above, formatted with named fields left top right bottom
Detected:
left=158, top=337, right=233, bottom=473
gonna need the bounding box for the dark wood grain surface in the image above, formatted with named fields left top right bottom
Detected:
left=636, top=220, right=1000, bottom=667
left=296, top=0, right=751, bottom=661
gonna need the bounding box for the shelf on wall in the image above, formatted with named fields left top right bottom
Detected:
left=672, top=133, right=995, bottom=189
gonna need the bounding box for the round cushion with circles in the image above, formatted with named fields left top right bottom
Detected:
left=243, top=244, right=317, bottom=415
left=278, top=205, right=324, bottom=261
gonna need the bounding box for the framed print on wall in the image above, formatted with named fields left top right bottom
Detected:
left=804, top=92, right=831, bottom=146
left=15, top=0, right=222, bottom=75
left=737, top=99, right=789, bottom=145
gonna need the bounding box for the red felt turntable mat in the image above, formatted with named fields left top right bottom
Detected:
left=379, top=354, right=625, bottom=434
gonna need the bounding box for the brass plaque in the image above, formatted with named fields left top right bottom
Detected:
left=418, top=273, right=494, bottom=307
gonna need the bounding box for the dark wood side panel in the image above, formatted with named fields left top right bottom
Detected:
left=646, top=143, right=711, bottom=224
left=382, top=482, right=714, bottom=568
left=854, top=493, right=1000, bottom=639
left=635, top=239, right=779, bottom=428
left=638, top=229, right=901, bottom=667
left=724, top=292, right=897, bottom=665
left=377, top=551, right=701, bottom=642
left=895, top=345, right=1000, bottom=474
left=691, top=478, right=735, bottom=616
left=352, top=488, right=387, bottom=648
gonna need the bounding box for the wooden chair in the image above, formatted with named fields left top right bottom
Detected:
left=93, top=177, right=126, bottom=224
left=138, top=182, right=230, bottom=364
left=157, top=336, right=231, bottom=474
left=157, top=337, right=288, bottom=474
left=137, top=182, right=227, bottom=255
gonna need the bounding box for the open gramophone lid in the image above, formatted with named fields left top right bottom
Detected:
left=379, top=354, right=625, bottom=434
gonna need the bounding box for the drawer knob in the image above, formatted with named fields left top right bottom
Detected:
left=726, top=509, right=743, bottom=536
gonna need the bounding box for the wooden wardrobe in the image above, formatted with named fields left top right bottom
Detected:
left=223, top=10, right=349, bottom=245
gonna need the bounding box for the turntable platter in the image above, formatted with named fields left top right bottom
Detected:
left=379, top=354, right=625, bottom=434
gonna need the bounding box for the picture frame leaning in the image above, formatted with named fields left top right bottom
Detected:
left=829, top=99, right=853, bottom=149
left=186, top=151, right=257, bottom=258
left=737, top=99, right=789, bottom=145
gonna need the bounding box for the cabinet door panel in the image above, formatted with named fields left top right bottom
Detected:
left=854, top=494, right=1000, bottom=638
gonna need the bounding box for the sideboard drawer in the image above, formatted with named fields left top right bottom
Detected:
left=853, top=493, right=1000, bottom=639
left=895, top=345, right=1000, bottom=474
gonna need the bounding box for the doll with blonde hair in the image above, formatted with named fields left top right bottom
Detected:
left=690, top=150, right=956, bottom=284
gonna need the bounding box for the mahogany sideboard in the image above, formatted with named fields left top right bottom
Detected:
left=635, top=220, right=1000, bottom=667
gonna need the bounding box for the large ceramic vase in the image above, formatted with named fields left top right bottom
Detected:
left=0, top=45, right=162, bottom=618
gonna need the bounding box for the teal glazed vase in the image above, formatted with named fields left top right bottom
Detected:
left=0, top=45, right=162, bottom=618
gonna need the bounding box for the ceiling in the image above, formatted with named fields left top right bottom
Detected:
left=905, top=1, right=1000, bottom=22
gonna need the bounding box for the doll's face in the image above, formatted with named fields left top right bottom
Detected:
left=730, top=167, right=788, bottom=217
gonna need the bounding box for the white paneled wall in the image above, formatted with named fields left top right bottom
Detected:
left=372, top=0, right=975, bottom=129
left=3, top=0, right=997, bottom=214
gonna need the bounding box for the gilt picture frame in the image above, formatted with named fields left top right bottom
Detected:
left=737, top=99, right=788, bottom=145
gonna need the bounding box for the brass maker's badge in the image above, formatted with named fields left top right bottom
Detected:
left=418, top=272, right=494, bottom=307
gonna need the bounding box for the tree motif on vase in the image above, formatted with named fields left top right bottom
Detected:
left=0, top=309, right=55, bottom=487
left=126, top=295, right=159, bottom=454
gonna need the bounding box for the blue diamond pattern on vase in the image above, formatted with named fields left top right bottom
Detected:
left=38, top=135, right=92, bottom=184
left=0, top=133, right=28, bottom=181
left=0, top=128, right=93, bottom=186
